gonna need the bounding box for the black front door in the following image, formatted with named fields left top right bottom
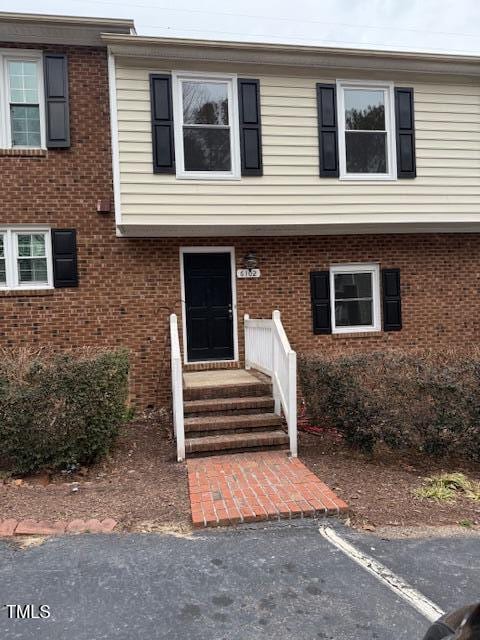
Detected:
left=183, top=252, right=234, bottom=362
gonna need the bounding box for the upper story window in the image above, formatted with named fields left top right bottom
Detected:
left=173, top=72, right=240, bottom=180
left=337, top=81, right=396, bottom=180
left=0, top=51, right=45, bottom=149
left=0, top=229, right=52, bottom=290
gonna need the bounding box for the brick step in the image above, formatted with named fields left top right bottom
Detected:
left=183, top=395, right=274, bottom=417
left=184, top=412, right=282, bottom=434
left=185, top=430, right=289, bottom=454
left=183, top=381, right=272, bottom=402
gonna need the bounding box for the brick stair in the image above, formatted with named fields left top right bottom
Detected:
left=185, top=430, right=289, bottom=454
left=184, top=395, right=274, bottom=417
left=183, top=380, right=271, bottom=401
left=182, top=369, right=289, bottom=456
left=184, top=412, right=282, bottom=434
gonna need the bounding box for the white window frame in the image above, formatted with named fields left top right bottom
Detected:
left=0, top=231, right=6, bottom=286
left=172, top=70, right=241, bottom=181
left=330, top=263, right=381, bottom=334
left=337, top=80, right=396, bottom=181
left=0, top=227, right=53, bottom=290
left=0, top=49, right=46, bottom=150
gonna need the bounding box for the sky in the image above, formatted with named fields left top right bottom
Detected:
left=1, top=0, right=480, bottom=55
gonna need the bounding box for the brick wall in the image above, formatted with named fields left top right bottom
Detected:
left=1, top=44, right=479, bottom=409
left=170, top=234, right=480, bottom=376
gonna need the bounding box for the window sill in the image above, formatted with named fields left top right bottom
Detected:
left=0, top=288, right=54, bottom=298
left=331, top=331, right=384, bottom=339
left=338, top=175, right=396, bottom=182
left=175, top=173, right=241, bottom=181
left=0, top=148, right=47, bottom=158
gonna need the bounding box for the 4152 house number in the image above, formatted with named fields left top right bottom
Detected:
left=237, top=269, right=261, bottom=279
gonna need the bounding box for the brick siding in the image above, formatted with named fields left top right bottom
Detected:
left=1, top=43, right=479, bottom=409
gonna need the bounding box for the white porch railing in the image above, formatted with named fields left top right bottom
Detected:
left=244, top=310, right=297, bottom=457
left=170, top=313, right=185, bottom=462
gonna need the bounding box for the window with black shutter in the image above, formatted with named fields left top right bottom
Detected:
left=44, top=53, right=70, bottom=148
left=382, top=268, right=402, bottom=330
left=316, top=84, right=339, bottom=177
left=395, top=88, right=416, bottom=178
left=238, top=78, right=262, bottom=176
left=150, top=74, right=175, bottom=173
left=52, top=229, right=78, bottom=288
left=310, top=271, right=332, bottom=334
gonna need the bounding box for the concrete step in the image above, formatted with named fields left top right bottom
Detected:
left=183, top=369, right=272, bottom=401
left=184, top=412, right=282, bottom=434
left=183, top=381, right=272, bottom=402
left=185, top=430, right=289, bottom=454
left=183, top=395, right=275, bottom=417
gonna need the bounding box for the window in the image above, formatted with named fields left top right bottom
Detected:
left=330, top=264, right=381, bottom=333
left=0, top=229, right=52, bottom=290
left=0, top=234, right=6, bottom=285
left=173, top=72, right=240, bottom=179
left=337, top=81, right=396, bottom=180
left=0, top=51, right=44, bottom=149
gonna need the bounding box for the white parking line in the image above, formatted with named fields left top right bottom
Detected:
left=319, top=525, right=445, bottom=623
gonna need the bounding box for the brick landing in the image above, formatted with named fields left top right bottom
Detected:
left=187, top=451, right=348, bottom=528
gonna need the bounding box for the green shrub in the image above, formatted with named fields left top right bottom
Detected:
left=0, top=348, right=129, bottom=474
left=298, top=349, right=480, bottom=461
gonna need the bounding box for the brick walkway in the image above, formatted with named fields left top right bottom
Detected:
left=187, top=451, right=348, bottom=528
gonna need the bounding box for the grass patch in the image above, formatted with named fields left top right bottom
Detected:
left=459, top=519, right=474, bottom=528
left=414, top=473, right=480, bottom=502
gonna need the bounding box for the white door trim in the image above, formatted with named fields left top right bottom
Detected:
left=179, top=246, right=239, bottom=366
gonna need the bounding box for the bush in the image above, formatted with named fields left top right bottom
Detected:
left=0, top=348, right=129, bottom=474
left=298, top=349, right=480, bottom=461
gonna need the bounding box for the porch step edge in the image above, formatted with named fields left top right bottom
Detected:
left=185, top=430, right=289, bottom=454
left=184, top=395, right=274, bottom=416
left=183, top=382, right=272, bottom=401
left=184, top=412, right=282, bottom=433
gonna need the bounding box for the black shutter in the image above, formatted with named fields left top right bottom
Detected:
left=382, top=268, right=402, bottom=331
left=44, top=53, right=70, bottom=148
left=316, top=84, right=339, bottom=177
left=150, top=74, right=175, bottom=174
left=310, top=271, right=331, bottom=334
left=52, top=229, right=78, bottom=288
left=238, top=78, right=262, bottom=176
left=395, top=88, right=416, bottom=179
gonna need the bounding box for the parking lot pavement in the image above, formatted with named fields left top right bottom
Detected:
left=340, top=525, right=480, bottom=613
left=0, top=522, right=472, bottom=640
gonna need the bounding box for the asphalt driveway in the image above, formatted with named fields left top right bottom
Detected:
left=0, top=522, right=478, bottom=640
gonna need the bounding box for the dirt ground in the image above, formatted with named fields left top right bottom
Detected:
left=1, top=418, right=479, bottom=533
left=0, top=416, right=191, bottom=532
left=299, top=430, right=480, bottom=531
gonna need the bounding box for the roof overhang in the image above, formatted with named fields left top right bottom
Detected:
left=116, top=220, right=480, bottom=238
left=103, top=33, right=480, bottom=79
left=0, top=12, right=135, bottom=47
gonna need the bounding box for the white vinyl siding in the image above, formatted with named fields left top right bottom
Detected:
left=115, top=60, right=480, bottom=226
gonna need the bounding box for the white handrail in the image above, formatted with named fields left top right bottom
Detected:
left=170, top=313, right=185, bottom=462
left=244, top=310, right=297, bottom=457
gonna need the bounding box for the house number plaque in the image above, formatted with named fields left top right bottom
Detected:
left=237, top=269, right=261, bottom=279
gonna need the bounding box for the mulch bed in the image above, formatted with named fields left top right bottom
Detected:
left=0, top=416, right=191, bottom=532
left=299, top=429, right=480, bottom=530
left=2, top=416, right=479, bottom=534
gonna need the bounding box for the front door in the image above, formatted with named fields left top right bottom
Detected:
left=183, top=252, right=234, bottom=362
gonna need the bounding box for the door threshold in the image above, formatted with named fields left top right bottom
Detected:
left=184, top=360, right=241, bottom=372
